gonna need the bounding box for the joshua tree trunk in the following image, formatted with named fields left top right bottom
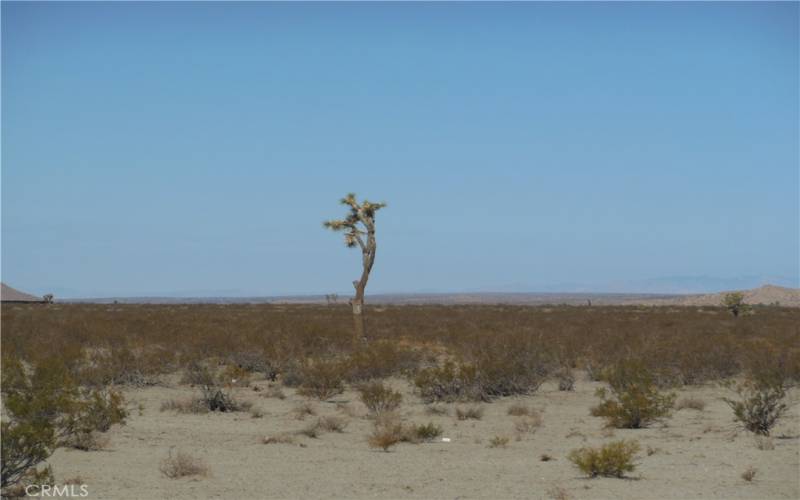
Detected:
left=324, top=193, right=385, bottom=347
left=350, top=228, right=376, bottom=344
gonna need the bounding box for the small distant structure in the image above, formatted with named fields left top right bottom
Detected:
left=1, top=283, right=49, bottom=303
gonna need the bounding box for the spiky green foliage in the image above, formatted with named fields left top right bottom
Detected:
left=722, top=292, right=751, bottom=317
left=323, top=193, right=386, bottom=249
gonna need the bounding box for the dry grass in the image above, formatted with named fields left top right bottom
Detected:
left=676, top=397, right=706, bottom=411
left=262, top=386, right=286, bottom=400
left=425, top=404, right=449, bottom=416
left=507, top=404, right=535, bottom=416
left=317, top=415, right=349, bottom=433
left=263, top=433, right=296, bottom=445
left=547, top=485, right=571, bottom=500
left=368, top=425, right=403, bottom=452
left=68, top=431, right=110, bottom=451
left=159, top=450, right=209, bottom=479
left=741, top=466, right=758, bottom=482
left=456, top=406, right=484, bottom=420
left=488, top=435, right=510, bottom=448
left=160, top=398, right=208, bottom=414
left=514, top=414, right=543, bottom=435
left=292, top=402, right=316, bottom=420
left=754, top=436, right=775, bottom=451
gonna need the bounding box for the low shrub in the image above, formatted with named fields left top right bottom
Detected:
left=410, top=422, right=443, bottom=442
left=159, top=450, right=209, bottom=479
left=753, top=435, right=774, bottom=451
left=368, top=427, right=402, bottom=452
left=675, top=397, right=706, bottom=411
left=456, top=406, right=484, bottom=420
left=67, top=431, right=110, bottom=452
left=568, top=440, right=640, bottom=478
left=263, top=434, right=296, bottom=445
left=514, top=414, right=543, bottom=435
left=1, top=358, right=126, bottom=489
left=358, top=381, right=402, bottom=416
left=414, top=361, right=480, bottom=403
left=414, top=348, right=549, bottom=403
left=160, top=398, right=209, bottom=414
left=425, top=404, right=449, bottom=416
left=556, top=367, right=576, bottom=391
left=741, top=466, right=757, bottom=482
left=262, top=386, right=286, bottom=400
left=317, top=415, right=348, bottom=433
left=723, top=376, right=788, bottom=436
left=199, top=385, right=251, bottom=413
left=590, top=360, right=675, bottom=428
left=507, top=404, right=533, bottom=417
left=489, top=436, right=510, bottom=448
left=367, top=413, right=438, bottom=449
left=297, top=359, right=346, bottom=400
left=345, top=341, right=421, bottom=382
left=297, top=421, right=323, bottom=439
left=218, top=364, right=250, bottom=387
left=291, top=402, right=316, bottom=420
left=228, top=351, right=277, bottom=380
left=180, top=362, right=215, bottom=387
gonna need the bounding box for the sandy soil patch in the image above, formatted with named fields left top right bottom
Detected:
left=47, top=375, right=799, bottom=499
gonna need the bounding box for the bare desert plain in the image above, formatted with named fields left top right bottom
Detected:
left=47, top=374, right=799, bottom=500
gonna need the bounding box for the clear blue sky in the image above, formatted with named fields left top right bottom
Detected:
left=2, top=2, right=798, bottom=297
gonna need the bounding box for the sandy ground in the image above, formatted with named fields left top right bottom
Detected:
left=46, top=374, right=799, bottom=500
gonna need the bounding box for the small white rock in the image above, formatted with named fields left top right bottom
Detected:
left=441, top=438, right=451, bottom=443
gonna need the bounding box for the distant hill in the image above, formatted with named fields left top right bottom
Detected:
left=1, top=283, right=43, bottom=302
left=641, top=284, right=800, bottom=307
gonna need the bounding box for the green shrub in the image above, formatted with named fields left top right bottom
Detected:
left=568, top=440, right=640, bottom=478
left=470, top=348, right=549, bottom=399
left=1, top=357, right=126, bottom=490
left=723, top=376, right=788, bottom=436
left=410, top=422, right=443, bottom=441
left=590, top=360, right=675, bottom=428
left=358, top=381, right=402, bottom=416
left=414, top=349, right=548, bottom=403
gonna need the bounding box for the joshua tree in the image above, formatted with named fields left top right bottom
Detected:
left=722, top=292, right=750, bottom=317
left=324, top=193, right=386, bottom=344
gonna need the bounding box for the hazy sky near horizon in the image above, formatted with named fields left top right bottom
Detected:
left=2, top=2, right=798, bottom=297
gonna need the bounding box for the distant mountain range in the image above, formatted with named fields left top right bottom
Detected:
left=20, top=274, right=799, bottom=302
